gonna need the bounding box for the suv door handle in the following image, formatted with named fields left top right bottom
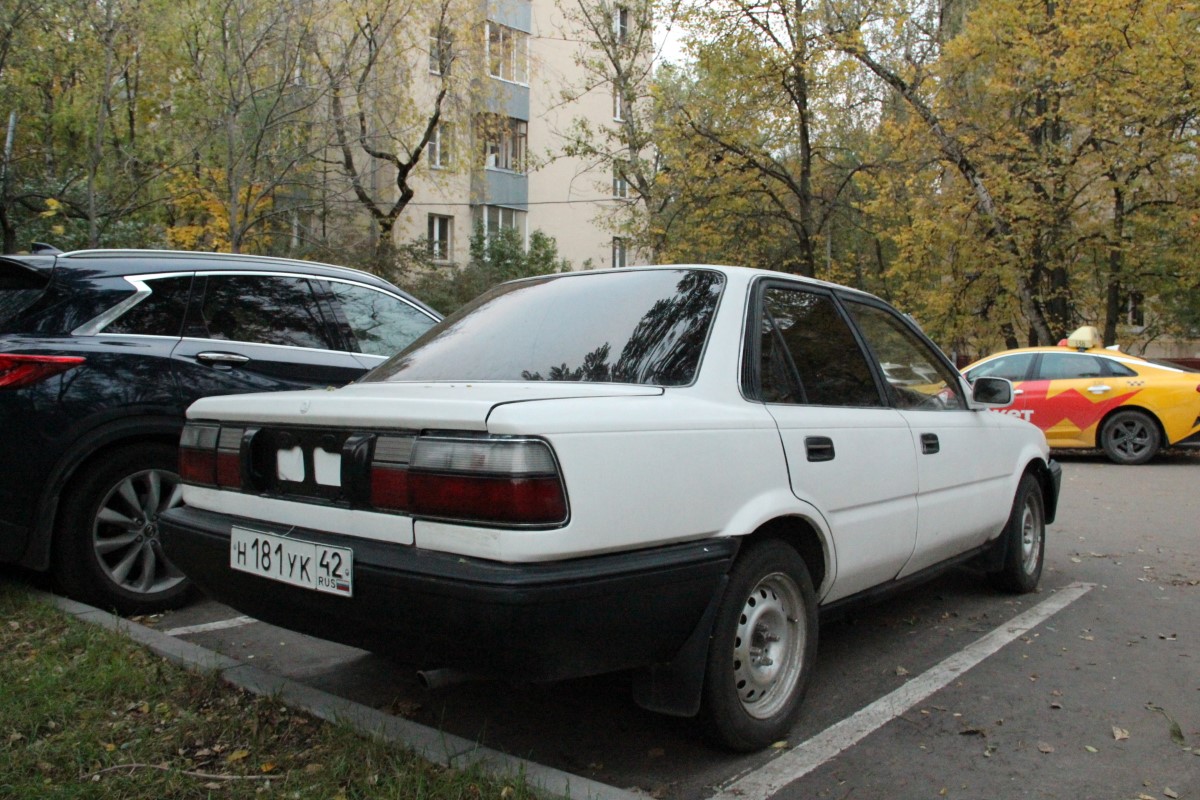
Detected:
left=921, top=433, right=940, bottom=454
left=1012, top=388, right=1024, bottom=395
left=1086, top=384, right=1111, bottom=394
left=805, top=436, right=835, bottom=462
left=196, top=351, right=251, bottom=365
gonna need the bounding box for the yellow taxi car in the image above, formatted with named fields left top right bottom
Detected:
left=964, top=327, right=1200, bottom=464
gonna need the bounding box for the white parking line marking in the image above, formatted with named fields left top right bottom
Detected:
left=711, top=582, right=1094, bottom=800
left=160, top=616, right=258, bottom=637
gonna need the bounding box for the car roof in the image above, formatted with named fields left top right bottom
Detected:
left=503, top=263, right=884, bottom=302
left=2, top=248, right=433, bottom=310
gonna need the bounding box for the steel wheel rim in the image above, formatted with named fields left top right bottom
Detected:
left=1108, top=418, right=1152, bottom=460
left=93, top=468, right=186, bottom=596
left=1019, top=495, right=1043, bottom=575
left=732, top=571, right=805, bottom=719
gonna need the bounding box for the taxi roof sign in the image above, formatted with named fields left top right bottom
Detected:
left=1065, top=325, right=1102, bottom=350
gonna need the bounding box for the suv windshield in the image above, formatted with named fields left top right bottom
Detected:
left=366, top=268, right=724, bottom=386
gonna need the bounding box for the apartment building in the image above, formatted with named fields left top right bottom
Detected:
left=395, top=0, right=636, bottom=270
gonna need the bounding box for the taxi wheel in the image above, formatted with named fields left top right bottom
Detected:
left=1099, top=410, right=1161, bottom=465
left=53, top=443, right=195, bottom=615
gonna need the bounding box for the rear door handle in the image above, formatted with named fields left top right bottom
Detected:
left=1012, top=388, right=1024, bottom=396
left=921, top=433, right=940, bottom=454
left=805, top=436, right=835, bottom=462
left=196, top=351, right=251, bottom=365
left=1086, top=384, right=1112, bottom=394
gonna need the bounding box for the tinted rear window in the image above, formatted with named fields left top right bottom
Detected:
left=0, top=261, right=50, bottom=328
left=366, top=269, right=724, bottom=386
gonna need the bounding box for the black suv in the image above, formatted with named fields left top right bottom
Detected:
left=0, top=248, right=439, bottom=614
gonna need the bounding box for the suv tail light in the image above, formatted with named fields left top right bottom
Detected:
left=0, top=354, right=86, bottom=389
left=179, top=422, right=568, bottom=528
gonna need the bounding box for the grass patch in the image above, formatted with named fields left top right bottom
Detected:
left=0, top=581, right=540, bottom=799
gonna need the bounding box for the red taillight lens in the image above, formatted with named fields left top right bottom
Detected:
left=179, top=423, right=244, bottom=489
left=408, top=473, right=567, bottom=524
left=0, top=353, right=86, bottom=389
left=403, top=437, right=567, bottom=526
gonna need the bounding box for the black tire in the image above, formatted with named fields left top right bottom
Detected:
left=1099, top=409, right=1161, bottom=465
left=698, top=539, right=819, bottom=751
left=988, top=473, right=1045, bottom=594
left=53, top=442, right=193, bottom=615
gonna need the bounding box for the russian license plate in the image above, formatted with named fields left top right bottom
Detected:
left=230, top=527, right=353, bottom=596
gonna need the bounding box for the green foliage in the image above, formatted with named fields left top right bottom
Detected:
left=405, top=227, right=570, bottom=315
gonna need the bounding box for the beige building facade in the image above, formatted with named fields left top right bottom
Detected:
left=394, top=0, right=634, bottom=271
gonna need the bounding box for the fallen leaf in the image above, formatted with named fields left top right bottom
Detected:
left=1050, top=702, right=1063, bottom=710
left=1164, top=789, right=1179, bottom=799
left=771, top=740, right=788, bottom=749
left=1146, top=704, right=1187, bottom=747
left=895, top=666, right=909, bottom=676
left=959, top=728, right=986, bottom=737
left=1084, top=745, right=1098, bottom=753
left=1038, top=742, right=1055, bottom=753
left=260, top=762, right=276, bottom=773
left=226, top=749, right=250, bottom=763
left=1113, top=726, right=1130, bottom=741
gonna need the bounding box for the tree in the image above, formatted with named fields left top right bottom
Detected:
left=314, top=0, right=484, bottom=270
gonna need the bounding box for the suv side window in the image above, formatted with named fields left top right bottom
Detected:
left=842, top=299, right=965, bottom=411
left=195, top=275, right=334, bottom=349
left=758, top=286, right=882, bottom=407
left=325, top=281, right=436, bottom=357
left=104, top=275, right=193, bottom=336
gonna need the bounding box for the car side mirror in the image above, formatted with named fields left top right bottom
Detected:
left=970, top=376, right=1013, bottom=407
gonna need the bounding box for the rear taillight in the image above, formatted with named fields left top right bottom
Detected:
left=0, top=353, right=86, bottom=389
left=409, top=437, right=567, bottom=525
left=179, top=422, right=244, bottom=489
left=370, top=435, right=567, bottom=526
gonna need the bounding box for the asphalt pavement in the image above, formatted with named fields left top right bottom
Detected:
left=33, top=450, right=1200, bottom=799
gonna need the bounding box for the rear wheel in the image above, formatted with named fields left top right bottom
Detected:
left=54, top=443, right=193, bottom=615
left=698, top=539, right=818, bottom=751
left=988, top=473, right=1045, bottom=594
left=1099, top=409, right=1160, bottom=465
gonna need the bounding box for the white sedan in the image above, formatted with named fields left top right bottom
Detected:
left=161, top=265, right=1061, bottom=751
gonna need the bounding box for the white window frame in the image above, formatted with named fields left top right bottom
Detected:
left=615, top=6, right=630, bottom=44
left=482, top=116, right=527, bottom=173
left=428, top=121, right=452, bottom=169
left=613, top=160, right=629, bottom=198
left=428, top=214, right=453, bottom=261
left=487, top=22, right=528, bottom=84
left=429, top=27, right=452, bottom=75
left=612, top=236, right=627, bottom=268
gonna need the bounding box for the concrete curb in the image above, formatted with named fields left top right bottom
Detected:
left=42, top=592, right=644, bottom=800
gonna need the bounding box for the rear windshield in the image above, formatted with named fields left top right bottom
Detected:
left=0, top=260, right=50, bottom=328
left=365, top=268, right=724, bottom=386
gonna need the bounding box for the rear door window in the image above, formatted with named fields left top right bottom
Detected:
left=324, top=281, right=437, bottom=357
left=192, top=275, right=335, bottom=350
left=103, top=276, right=194, bottom=337
left=755, top=286, right=883, bottom=407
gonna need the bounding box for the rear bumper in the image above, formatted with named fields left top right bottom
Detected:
left=161, top=506, right=737, bottom=682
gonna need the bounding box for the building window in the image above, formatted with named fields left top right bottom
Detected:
left=429, top=27, right=453, bottom=75
left=428, top=121, right=452, bottom=169
left=1127, top=291, right=1144, bottom=327
left=612, top=84, right=629, bottom=121
left=615, top=6, right=629, bottom=43
left=475, top=205, right=527, bottom=241
left=612, top=237, right=627, bottom=268
left=613, top=160, right=629, bottom=198
left=480, top=116, right=527, bottom=172
left=428, top=215, right=453, bottom=261
left=487, top=22, right=528, bottom=83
